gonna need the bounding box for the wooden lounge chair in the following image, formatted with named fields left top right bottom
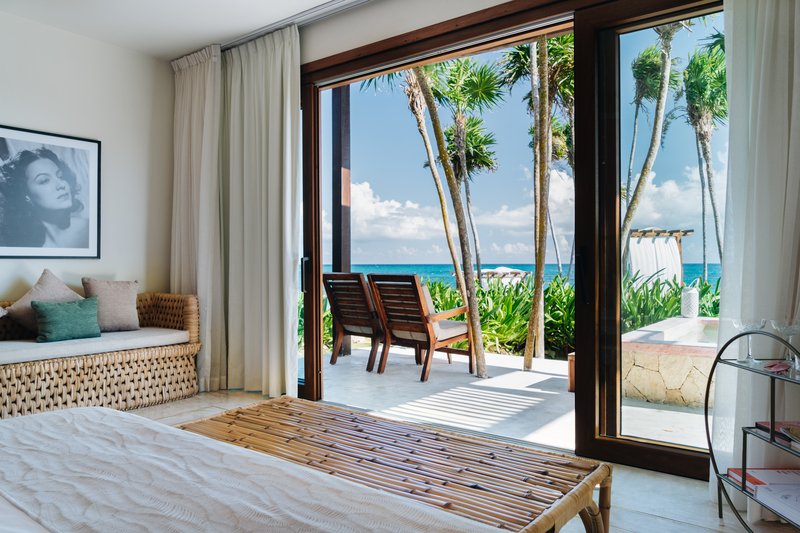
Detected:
left=368, top=274, right=474, bottom=382
left=322, top=273, right=384, bottom=370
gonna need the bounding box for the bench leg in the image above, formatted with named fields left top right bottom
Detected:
left=599, top=476, right=612, bottom=531
left=578, top=501, right=604, bottom=533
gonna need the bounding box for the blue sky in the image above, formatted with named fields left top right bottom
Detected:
left=319, top=12, right=726, bottom=265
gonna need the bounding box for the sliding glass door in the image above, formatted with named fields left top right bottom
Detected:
left=574, top=0, right=721, bottom=479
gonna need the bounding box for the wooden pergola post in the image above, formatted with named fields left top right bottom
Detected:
left=332, top=85, right=352, bottom=355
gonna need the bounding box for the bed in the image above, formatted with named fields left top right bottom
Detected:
left=0, top=407, right=497, bottom=532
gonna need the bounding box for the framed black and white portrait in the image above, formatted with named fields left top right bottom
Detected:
left=0, top=125, right=100, bottom=258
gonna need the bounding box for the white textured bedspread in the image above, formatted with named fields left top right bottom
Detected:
left=0, top=407, right=495, bottom=532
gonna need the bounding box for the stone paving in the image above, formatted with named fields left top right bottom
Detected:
left=322, top=346, right=709, bottom=450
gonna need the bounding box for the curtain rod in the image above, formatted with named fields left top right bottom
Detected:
left=221, top=0, right=373, bottom=51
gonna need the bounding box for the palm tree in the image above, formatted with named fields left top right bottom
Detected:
left=524, top=34, right=552, bottom=367
left=431, top=58, right=504, bottom=282
left=625, top=46, right=680, bottom=212
left=414, top=66, right=488, bottom=379
left=361, top=70, right=467, bottom=301
left=441, top=118, right=498, bottom=260
left=620, top=22, right=686, bottom=258
left=501, top=34, right=573, bottom=363
left=683, top=48, right=727, bottom=261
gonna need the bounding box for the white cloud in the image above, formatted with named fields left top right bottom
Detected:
left=350, top=181, right=448, bottom=241
left=627, top=152, right=728, bottom=263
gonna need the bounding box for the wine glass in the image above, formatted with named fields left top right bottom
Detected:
left=732, top=318, right=766, bottom=361
left=771, top=319, right=800, bottom=369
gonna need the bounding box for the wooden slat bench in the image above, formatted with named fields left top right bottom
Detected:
left=181, top=397, right=612, bottom=532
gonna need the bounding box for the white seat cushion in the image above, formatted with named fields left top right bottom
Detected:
left=436, top=320, right=468, bottom=341
left=0, top=327, right=190, bottom=365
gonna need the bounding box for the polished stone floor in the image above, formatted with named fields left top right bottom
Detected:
left=133, top=387, right=792, bottom=532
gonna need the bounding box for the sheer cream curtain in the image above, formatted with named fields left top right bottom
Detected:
left=712, top=0, right=800, bottom=519
left=223, top=26, right=301, bottom=397
left=170, top=45, right=227, bottom=391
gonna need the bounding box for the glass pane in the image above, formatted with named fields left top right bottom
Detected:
left=618, top=13, right=726, bottom=448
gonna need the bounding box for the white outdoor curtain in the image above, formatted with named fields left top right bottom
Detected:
left=170, top=45, right=227, bottom=392
left=712, top=0, right=800, bottom=520
left=223, top=26, right=301, bottom=397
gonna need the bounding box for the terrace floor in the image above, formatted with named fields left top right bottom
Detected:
left=322, top=346, right=708, bottom=451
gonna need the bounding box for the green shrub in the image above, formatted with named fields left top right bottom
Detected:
left=301, top=273, right=720, bottom=359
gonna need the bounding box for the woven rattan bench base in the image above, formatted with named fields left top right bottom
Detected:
left=181, top=397, right=612, bottom=532
left=0, top=343, right=200, bottom=419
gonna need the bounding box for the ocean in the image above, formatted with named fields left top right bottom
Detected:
left=323, top=263, right=722, bottom=287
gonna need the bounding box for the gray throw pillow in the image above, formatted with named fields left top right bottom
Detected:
left=5, top=269, right=83, bottom=333
left=81, top=278, right=140, bottom=332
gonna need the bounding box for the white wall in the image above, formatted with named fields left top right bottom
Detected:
left=0, top=12, right=173, bottom=299
left=300, top=0, right=509, bottom=64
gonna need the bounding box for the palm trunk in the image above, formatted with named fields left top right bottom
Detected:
left=454, top=113, right=482, bottom=283
left=530, top=42, right=540, bottom=262
left=699, top=129, right=724, bottom=260
left=414, top=67, right=487, bottom=378
left=566, top=238, right=576, bottom=280
left=548, top=208, right=562, bottom=275
left=405, top=73, right=467, bottom=302
left=694, top=132, right=708, bottom=281
left=566, top=107, right=576, bottom=280
left=625, top=103, right=641, bottom=212
left=620, top=26, right=679, bottom=256
left=463, top=178, right=483, bottom=283
left=524, top=35, right=550, bottom=367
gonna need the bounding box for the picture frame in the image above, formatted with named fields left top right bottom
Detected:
left=0, top=124, right=100, bottom=258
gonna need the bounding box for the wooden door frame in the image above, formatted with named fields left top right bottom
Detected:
left=573, top=0, right=721, bottom=480
left=298, top=0, right=602, bottom=401
left=299, top=0, right=720, bottom=480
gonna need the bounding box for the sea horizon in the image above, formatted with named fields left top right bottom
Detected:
left=323, top=262, right=722, bottom=287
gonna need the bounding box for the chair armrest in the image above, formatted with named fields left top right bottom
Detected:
left=137, top=292, right=200, bottom=343
left=429, top=306, right=467, bottom=322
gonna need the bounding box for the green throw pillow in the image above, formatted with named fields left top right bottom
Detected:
left=31, top=297, right=101, bottom=343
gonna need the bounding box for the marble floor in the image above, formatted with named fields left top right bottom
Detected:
left=133, top=390, right=793, bottom=532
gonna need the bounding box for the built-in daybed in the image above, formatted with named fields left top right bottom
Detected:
left=0, top=292, right=200, bottom=419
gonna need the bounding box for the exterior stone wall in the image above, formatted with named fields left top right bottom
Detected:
left=621, top=317, right=718, bottom=408
left=622, top=346, right=714, bottom=408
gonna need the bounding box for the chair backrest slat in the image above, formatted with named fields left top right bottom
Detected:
left=322, top=273, right=382, bottom=335
left=368, top=274, right=432, bottom=338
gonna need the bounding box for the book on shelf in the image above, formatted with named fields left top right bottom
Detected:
left=782, top=426, right=800, bottom=450
left=754, top=484, right=800, bottom=523
left=726, top=468, right=800, bottom=492
left=754, top=420, right=800, bottom=449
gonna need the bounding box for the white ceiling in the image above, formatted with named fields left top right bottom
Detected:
left=0, top=0, right=360, bottom=59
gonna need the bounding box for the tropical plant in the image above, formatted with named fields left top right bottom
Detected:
left=620, top=22, right=687, bottom=260
left=684, top=47, right=727, bottom=264
left=625, top=46, right=680, bottom=212
left=414, top=66, right=488, bottom=378
left=442, top=116, right=498, bottom=182
left=620, top=273, right=720, bottom=333
left=543, top=276, right=575, bottom=357
left=360, top=70, right=467, bottom=302
left=306, top=275, right=721, bottom=358
left=431, top=58, right=505, bottom=282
